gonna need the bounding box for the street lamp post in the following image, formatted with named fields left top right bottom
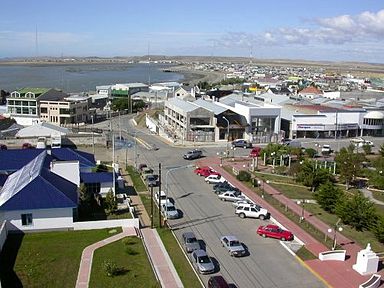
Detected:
left=217, top=152, right=224, bottom=166
left=231, top=146, right=236, bottom=161
left=328, top=220, right=343, bottom=250
left=297, top=199, right=305, bottom=223
left=165, top=165, right=194, bottom=226
left=257, top=180, right=270, bottom=198
left=223, top=116, right=230, bottom=155
left=91, top=115, right=95, bottom=155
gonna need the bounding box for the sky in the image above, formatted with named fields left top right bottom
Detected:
left=1, top=0, right=384, bottom=63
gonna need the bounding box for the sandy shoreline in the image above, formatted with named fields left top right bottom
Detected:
left=169, top=65, right=225, bottom=85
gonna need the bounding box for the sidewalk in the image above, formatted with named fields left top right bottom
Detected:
left=198, top=156, right=382, bottom=288
left=141, top=228, right=184, bottom=288
left=120, top=166, right=184, bottom=288
left=75, top=226, right=137, bottom=288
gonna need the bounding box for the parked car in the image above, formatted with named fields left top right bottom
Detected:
left=235, top=203, right=269, bottom=219
left=161, top=202, right=179, bottom=219
left=194, top=166, right=220, bottom=177
left=182, top=232, right=200, bottom=253
left=220, top=235, right=246, bottom=257
left=249, top=147, right=261, bottom=157
left=205, top=174, right=226, bottom=184
left=154, top=190, right=171, bottom=206
left=0, top=144, right=7, bottom=150
left=232, top=139, right=252, bottom=148
left=214, top=186, right=240, bottom=195
left=22, top=142, right=34, bottom=149
left=257, top=224, right=294, bottom=241
left=138, top=163, right=148, bottom=172
left=232, top=199, right=254, bottom=208
left=183, top=149, right=203, bottom=160
left=191, top=249, right=215, bottom=274
left=141, top=167, right=154, bottom=178
left=213, top=181, right=232, bottom=190
left=146, top=174, right=159, bottom=187
left=321, top=144, right=332, bottom=154
left=218, top=191, right=245, bottom=202
left=208, top=276, right=230, bottom=288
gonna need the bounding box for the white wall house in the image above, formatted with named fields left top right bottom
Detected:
left=3, top=208, right=74, bottom=232
left=0, top=151, right=78, bottom=232
left=50, top=160, right=80, bottom=187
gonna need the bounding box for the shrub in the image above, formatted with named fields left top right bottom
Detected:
left=236, top=170, right=251, bottom=182
left=103, top=260, right=120, bottom=277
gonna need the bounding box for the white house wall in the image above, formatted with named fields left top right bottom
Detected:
left=50, top=161, right=80, bottom=187
left=2, top=208, right=74, bottom=231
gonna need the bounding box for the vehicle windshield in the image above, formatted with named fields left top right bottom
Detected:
left=167, top=206, right=176, bottom=211
left=230, top=241, right=241, bottom=246
left=187, top=237, right=197, bottom=243
left=198, top=256, right=211, bottom=263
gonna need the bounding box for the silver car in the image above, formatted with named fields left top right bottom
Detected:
left=191, top=249, right=215, bottom=274
left=220, top=235, right=246, bottom=257
left=162, top=202, right=179, bottom=219
left=182, top=232, right=200, bottom=253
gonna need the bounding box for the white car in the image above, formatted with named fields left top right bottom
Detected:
left=235, top=203, right=269, bottom=220
left=154, top=190, right=171, bottom=206
left=205, top=174, right=226, bottom=184
left=161, top=202, right=179, bottom=219
left=232, top=199, right=255, bottom=208
left=218, top=191, right=245, bottom=202
left=321, top=144, right=331, bottom=154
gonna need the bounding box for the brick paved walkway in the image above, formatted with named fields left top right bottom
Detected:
left=197, top=156, right=383, bottom=288
left=75, top=226, right=137, bottom=288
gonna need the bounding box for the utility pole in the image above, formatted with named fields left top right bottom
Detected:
left=158, top=163, right=162, bottom=228
left=150, top=185, right=154, bottom=229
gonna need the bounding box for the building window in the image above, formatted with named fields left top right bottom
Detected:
left=21, top=213, right=33, bottom=226
left=41, top=107, right=48, bottom=113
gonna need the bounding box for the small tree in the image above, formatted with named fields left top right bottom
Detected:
left=379, top=144, right=384, bottom=157
left=362, top=144, right=372, bottom=155
left=236, top=170, right=251, bottom=182
left=314, top=181, right=344, bottom=213
left=79, top=183, right=93, bottom=212
left=104, top=189, right=117, bottom=214
left=373, top=216, right=384, bottom=243
left=335, top=192, right=377, bottom=231
left=305, top=148, right=317, bottom=158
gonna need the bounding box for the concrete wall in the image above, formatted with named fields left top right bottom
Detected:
left=73, top=218, right=139, bottom=230
left=2, top=134, right=106, bottom=148
left=3, top=208, right=74, bottom=232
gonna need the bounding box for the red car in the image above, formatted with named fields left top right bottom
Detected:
left=22, top=143, right=34, bottom=149
left=0, top=144, right=7, bottom=150
left=208, top=275, right=230, bottom=288
left=249, top=147, right=261, bottom=158
left=194, top=166, right=220, bottom=177
left=257, top=224, right=294, bottom=241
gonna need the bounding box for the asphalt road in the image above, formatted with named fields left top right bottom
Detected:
left=93, top=119, right=324, bottom=288
left=87, top=116, right=333, bottom=287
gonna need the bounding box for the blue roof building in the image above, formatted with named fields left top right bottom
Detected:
left=0, top=150, right=78, bottom=231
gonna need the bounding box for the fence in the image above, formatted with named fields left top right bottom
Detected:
left=73, top=218, right=140, bottom=230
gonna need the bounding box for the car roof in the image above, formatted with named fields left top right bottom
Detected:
left=264, top=224, right=279, bottom=229
left=182, top=231, right=196, bottom=238
left=222, top=235, right=238, bottom=241
left=193, top=249, right=207, bottom=257
left=209, top=276, right=229, bottom=286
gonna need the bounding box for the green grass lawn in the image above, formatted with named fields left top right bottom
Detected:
left=0, top=228, right=122, bottom=288
left=127, top=165, right=147, bottom=192
left=371, top=190, right=384, bottom=202
left=157, top=228, right=202, bottom=288
left=89, top=236, right=159, bottom=288
left=270, top=183, right=314, bottom=199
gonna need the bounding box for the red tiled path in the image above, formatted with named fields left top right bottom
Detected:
left=141, top=228, right=184, bottom=288
left=75, top=226, right=137, bottom=288
left=198, top=156, right=383, bottom=288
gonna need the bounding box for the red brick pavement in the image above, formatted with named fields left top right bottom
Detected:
left=197, top=157, right=383, bottom=288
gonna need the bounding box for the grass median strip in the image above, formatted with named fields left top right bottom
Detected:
left=127, top=165, right=147, bottom=192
